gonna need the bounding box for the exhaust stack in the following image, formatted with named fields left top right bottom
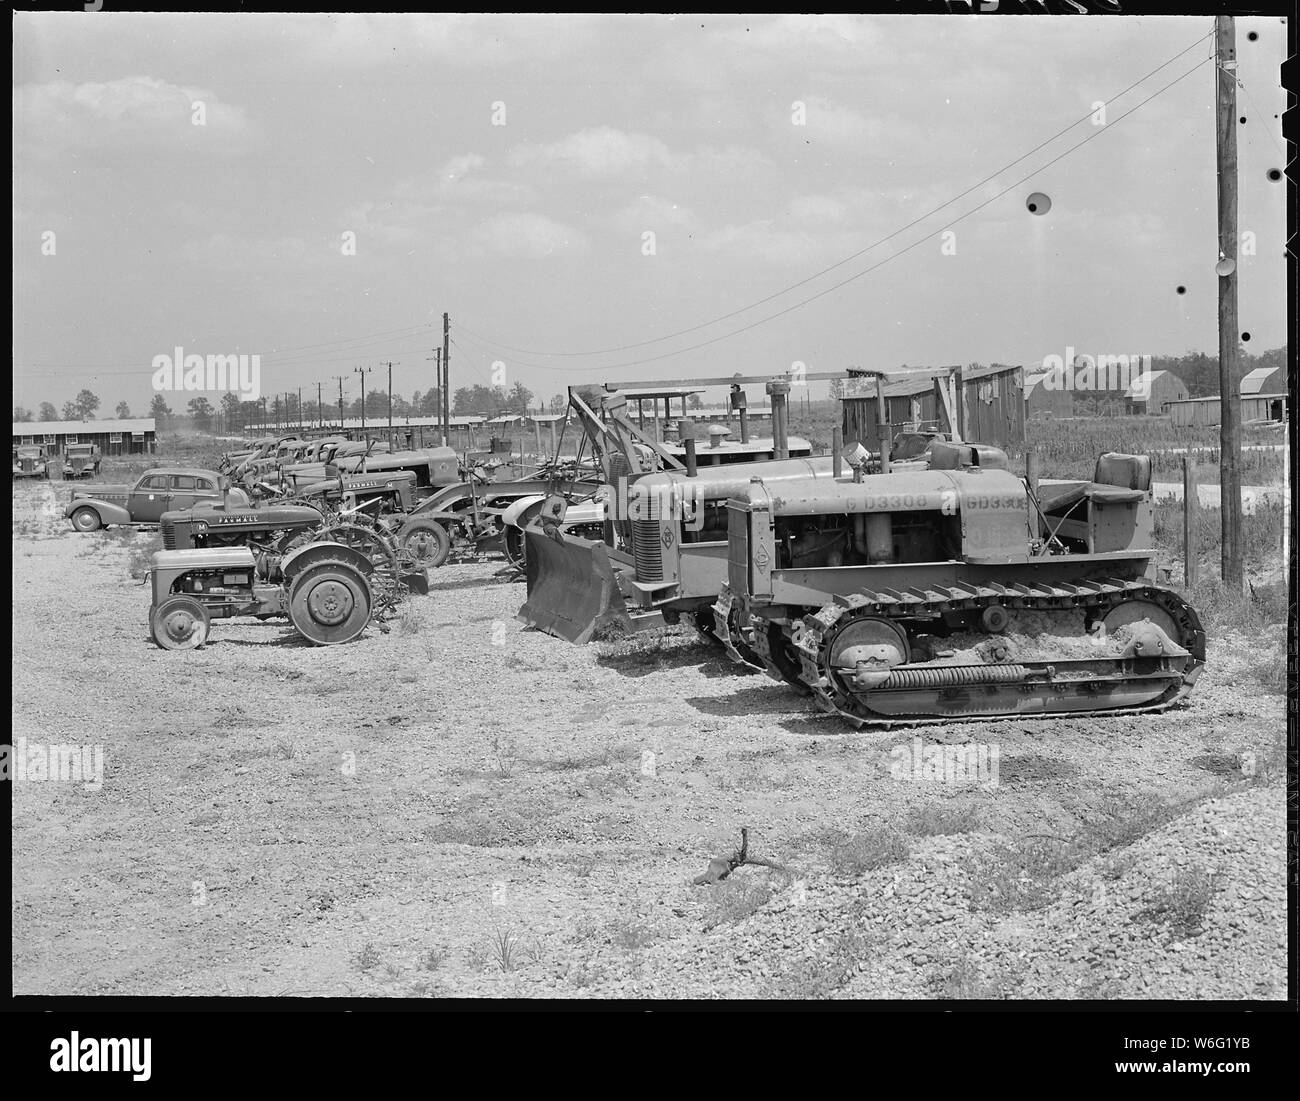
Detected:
left=729, top=384, right=750, bottom=444
left=766, top=379, right=790, bottom=460
left=679, top=419, right=699, bottom=477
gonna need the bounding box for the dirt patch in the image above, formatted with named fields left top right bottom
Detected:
left=9, top=480, right=1288, bottom=999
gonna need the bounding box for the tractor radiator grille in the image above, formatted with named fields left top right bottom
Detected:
left=632, top=519, right=663, bottom=581
left=161, top=522, right=177, bottom=550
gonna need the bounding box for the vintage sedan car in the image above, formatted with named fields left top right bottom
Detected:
left=12, top=445, right=51, bottom=479
left=64, top=468, right=248, bottom=531
left=63, top=443, right=102, bottom=478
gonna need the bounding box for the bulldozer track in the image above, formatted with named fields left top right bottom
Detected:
left=787, top=577, right=1205, bottom=728
left=715, top=577, right=1205, bottom=729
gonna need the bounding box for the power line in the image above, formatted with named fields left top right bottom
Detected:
left=453, top=30, right=1214, bottom=361
left=19, top=324, right=439, bottom=374
left=462, top=53, right=1213, bottom=375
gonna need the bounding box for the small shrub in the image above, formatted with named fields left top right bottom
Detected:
left=1136, top=865, right=1222, bottom=939
left=825, top=827, right=910, bottom=876
left=490, top=928, right=518, bottom=972
left=907, top=802, right=981, bottom=837
left=965, top=837, right=1084, bottom=914
left=701, top=876, right=773, bottom=931
left=353, top=942, right=381, bottom=972
left=608, top=918, right=659, bottom=951
left=928, top=956, right=1021, bottom=1000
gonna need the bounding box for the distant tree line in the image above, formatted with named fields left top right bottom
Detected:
left=14, top=344, right=1284, bottom=432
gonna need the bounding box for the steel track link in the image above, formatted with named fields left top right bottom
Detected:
left=783, top=576, right=1205, bottom=728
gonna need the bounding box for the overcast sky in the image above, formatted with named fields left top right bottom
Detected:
left=12, top=12, right=1289, bottom=414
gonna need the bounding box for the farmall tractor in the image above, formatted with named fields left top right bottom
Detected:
left=149, top=489, right=422, bottom=649
left=712, top=441, right=1205, bottom=726
left=159, top=491, right=424, bottom=615
left=149, top=539, right=378, bottom=650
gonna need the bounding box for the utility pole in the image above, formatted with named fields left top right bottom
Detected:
left=354, top=365, right=372, bottom=442
left=333, top=376, right=346, bottom=434
left=1215, top=14, right=1243, bottom=589
left=386, top=361, right=394, bottom=450
left=298, top=387, right=303, bottom=433
left=442, top=313, right=451, bottom=448
left=317, top=382, right=323, bottom=429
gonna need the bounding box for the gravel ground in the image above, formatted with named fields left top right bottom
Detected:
left=10, top=480, right=1289, bottom=999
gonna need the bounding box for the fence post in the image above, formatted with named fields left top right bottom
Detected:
left=1183, top=455, right=1198, bottom=588
left=1283, top=439, right=1290, bottom=570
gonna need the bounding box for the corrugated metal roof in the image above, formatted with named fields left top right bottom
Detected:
left=1240, top=366, right=1284, bottom=395
left=844, top=363, right=1020, bottom=399
left=242, top=415, right=486, bottom=431
left=1166, top=393, right=1289, bottom=405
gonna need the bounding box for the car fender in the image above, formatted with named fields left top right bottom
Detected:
left=65, top=499, right=131, bottom=525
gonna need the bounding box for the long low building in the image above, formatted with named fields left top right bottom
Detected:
left=11, top=418, right=156, bottom=455
left=241, top=414, right=487, bottom=447
left=1164, top=392, right=1288, bottom=427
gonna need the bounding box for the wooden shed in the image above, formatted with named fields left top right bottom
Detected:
left=842, top=363, right=1025, bottom=452
left=1165, top=393, right=1288, bottom=427
left=1024, top=370, right=1074, bottom=418
left=1123, top=369, right=1189, bottom=414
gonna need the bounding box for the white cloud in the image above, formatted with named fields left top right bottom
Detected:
left=283, top=13, right=602, bottom=69
left=470, top=212, right=588, bottom=258
left=508, top=127, right=677, bottom=176
left=698, top=220, right=825, bottom=267
left=14, top=76, right=253, bottom=157
left=179, top=232, right=329, bottom=271
left=789, top=194, right=848, bottom=225
left=610, top=194, right=694, bottom=231
left=790, top=95, right=883, bottom=148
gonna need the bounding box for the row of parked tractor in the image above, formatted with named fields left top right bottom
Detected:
left=53, top=376, right=1207, bottom=727
left=58, top=428, right=606, bottom=649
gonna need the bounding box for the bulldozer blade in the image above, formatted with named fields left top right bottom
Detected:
left=518, top=525, right=632, bottom=644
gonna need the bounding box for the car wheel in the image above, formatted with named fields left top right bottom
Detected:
left=71, top=507, right=102, bottom=532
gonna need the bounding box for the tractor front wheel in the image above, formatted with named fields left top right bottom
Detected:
left=151, top=596, right=211, bottom=650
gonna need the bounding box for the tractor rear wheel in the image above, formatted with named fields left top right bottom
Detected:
left=288, top=559, right=373, bottom=645
left=151, top=596, right=211, bottom=650
left=71, top=507, right=102, bottom=532
left=398, top=518, right=451, bottom=569
left=502, top=524, right=527, bottom=570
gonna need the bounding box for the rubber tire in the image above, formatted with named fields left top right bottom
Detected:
left=502, top=524, right=527, bottom=570
left=151, top=596, right=211, bottom=650
left=398, top=518, right=451, bottom=569
left=288, top=560, right=373, bottom=645
left=71, top=507, right=102, bottom=533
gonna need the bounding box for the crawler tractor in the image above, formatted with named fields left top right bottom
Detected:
left=712, top=443, right=1205, bottom=726
left=518, top=384, right=917, bottom=648
left=149, top=540, right=378, bottom=649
